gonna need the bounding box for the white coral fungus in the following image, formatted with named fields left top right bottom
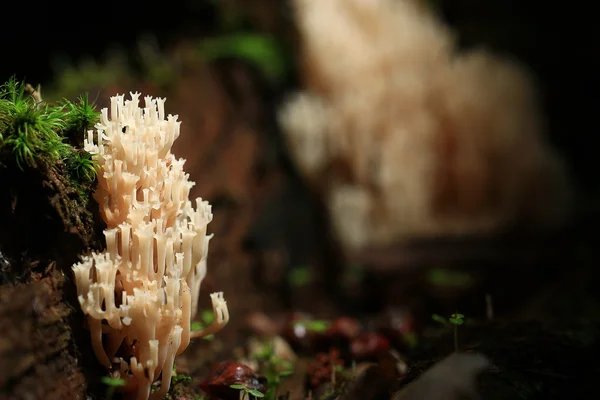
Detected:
left=281, top=0, right=572, bottom=249
left=72, top=93, right=229, bottom=400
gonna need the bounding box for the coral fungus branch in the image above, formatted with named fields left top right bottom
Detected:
left=72, top=92, right=229, bottom=399
left=189, top=291, right=230, bottom=339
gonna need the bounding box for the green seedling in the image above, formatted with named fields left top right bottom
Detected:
left=449, top=313, right=465, bottom=351
left=230, top=384, right=265, bottom=400
left=101, top=376, right=126, bottom=400
left=432, top=312, right=465, bottom=352
left=251, top=341, right=295, bottom=400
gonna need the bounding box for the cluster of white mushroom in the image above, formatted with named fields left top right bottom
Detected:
left=72, top=93, right=229, bottom=400
left=281, top=0, right=571, bottom=249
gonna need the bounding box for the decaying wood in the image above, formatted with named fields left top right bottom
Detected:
left=0, top=271, right=86, bottom=400
left=0, top=150, right=104, bottom=399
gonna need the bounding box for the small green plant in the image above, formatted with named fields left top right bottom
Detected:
left=449, top=313, right=465, bottom=351
left=250, top=340, right=294, bottom=400
left=101, top=376, right=126, bottom=400
left=432, top=312, right=465, bottom=352
left=230, top=384, right=265, bottom=400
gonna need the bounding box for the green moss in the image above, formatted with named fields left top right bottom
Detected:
left=0, top=77, right=101, bottom=228
left=1, top=78, right=95, bottom=163
left=0, top=78, right=70, bottom=169
left=66, top=149, right=97, bottom=183
left=62, top=93, right=100, bottom=146
left=0, top=77, right=99, bottom=173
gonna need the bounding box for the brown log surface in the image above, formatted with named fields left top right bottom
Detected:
left=0, top=272, right=86, bottom=400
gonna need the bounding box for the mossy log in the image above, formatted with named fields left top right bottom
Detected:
left=0, top=157, right=104, bottom=399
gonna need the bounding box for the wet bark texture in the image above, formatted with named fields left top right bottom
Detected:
left=0, top=159, right=104, bottom=400
left=0, top=271, right=85, bottom=400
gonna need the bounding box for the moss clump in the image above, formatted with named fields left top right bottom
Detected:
left=0, top=77, right=99, bottom=181
left=62, top=93, right=100, bottom=148
left=65, top=148, right=97, bottom=183
left=0, top=78, right=70, bottom=170
left=0, top=77, right=102, bottom=255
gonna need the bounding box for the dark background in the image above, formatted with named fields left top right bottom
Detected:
left=3, top=0, right=599, bottom=202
